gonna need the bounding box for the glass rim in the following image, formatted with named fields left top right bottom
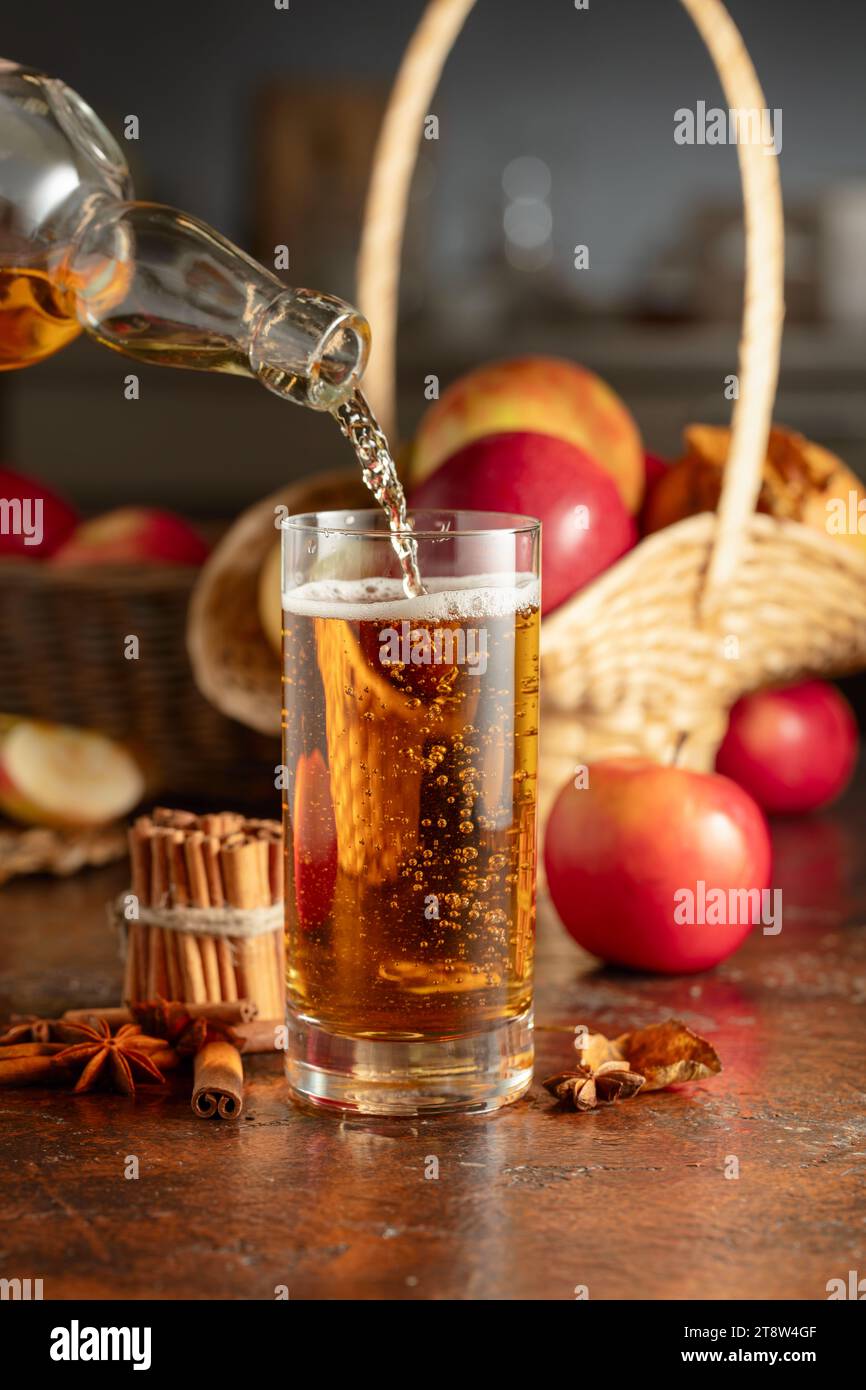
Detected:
left=280, top=508, right=540, bottom=540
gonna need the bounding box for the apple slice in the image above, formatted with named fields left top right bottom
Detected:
left=0, top=718, right=145, bottom=827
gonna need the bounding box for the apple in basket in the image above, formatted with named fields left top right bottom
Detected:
left=410, top=431, right=636, bottom=616
left=716, top=680, right=858, bottom=815
left=0, top=466, right=79, bottom=558
left=0, top=717, right=144, bottom=828
left=544, top=759, right=773, bottom=974
left=642, top=423, right=866, bottom=556
left=50, top=507, right=210, bottom=566
left=408, top=356, right=646, bottom=513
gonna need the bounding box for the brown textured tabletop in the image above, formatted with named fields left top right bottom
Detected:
left=1, top=778, right=865, bottom=1302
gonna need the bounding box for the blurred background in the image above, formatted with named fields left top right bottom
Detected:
left=3, top=0, right=866, bottom=513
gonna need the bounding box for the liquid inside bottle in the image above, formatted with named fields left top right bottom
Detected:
left=0, top=266, right=81, bottom=369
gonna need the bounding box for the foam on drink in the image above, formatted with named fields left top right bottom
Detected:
left=281, top=573, right=540, bottom=621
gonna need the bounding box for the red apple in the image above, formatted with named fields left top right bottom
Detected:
left=544, top=758, right=773, bottom=974
left=409, top=431, right=636, bottom=616
left=409, top=357, right=645, bottom=512
left=51, top=507, right=209, bottom=567
left=716, top=681, right=858, bottom=814
left=0, top=715, right=144, bottom=827
left=0, top=466, right=78, bottom=558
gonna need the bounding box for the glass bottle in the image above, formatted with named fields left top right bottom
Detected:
left=0, top=60, right=370, bottom=410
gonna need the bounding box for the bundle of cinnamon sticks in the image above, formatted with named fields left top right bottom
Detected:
left=124, top=808, right=284, bottom=1019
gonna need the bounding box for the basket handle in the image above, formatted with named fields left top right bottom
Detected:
left=356, top=0, right=785, bottom=608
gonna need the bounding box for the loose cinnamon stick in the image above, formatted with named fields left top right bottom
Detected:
left=62, top=1005, right=134, bottom=1028
left=235, top=1018, right=285, bottom=1054
left=192, top=1040, right=244, bottom=1118
left=0, top=1055, right=74, bottom=1087
left=0, top=1042, right=65, bottom=1058
left=62, top=1001, right=257, bottom=1026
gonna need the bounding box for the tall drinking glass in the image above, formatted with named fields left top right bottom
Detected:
left=280, top=510, right=540, bottom=1114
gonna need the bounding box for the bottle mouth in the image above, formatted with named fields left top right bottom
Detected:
left=305, top=309, right=371, bottom=411
left=251, top=291, right=371, bottom=411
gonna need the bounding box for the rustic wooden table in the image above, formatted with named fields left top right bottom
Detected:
left=1, top=778, right=864, bottom=1302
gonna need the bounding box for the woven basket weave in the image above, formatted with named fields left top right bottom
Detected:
left=0, top=560, right=276, bottom=801
left=355, top=0, right=866, bottom=821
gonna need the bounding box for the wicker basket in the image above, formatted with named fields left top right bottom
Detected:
left=0, top=559, right=276, bottom=801
left=186, top=469, right=370, bottom=735
left=354, top=0, right=866, bottom=822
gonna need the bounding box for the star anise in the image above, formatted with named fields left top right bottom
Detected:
left=543, top=1061, right=646, bottom=1112
left=0, top=1015, right=55, bottom=1046
left=52, top=1019, right=169, bottom=1096
left=130, top=1000, right=241, bottom=1055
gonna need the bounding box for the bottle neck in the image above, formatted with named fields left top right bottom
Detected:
left=63, top=197, right=370, bottom=409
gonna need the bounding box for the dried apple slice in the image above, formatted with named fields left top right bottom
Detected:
left=644, top=422, right=866, bottom=557
left=0, top=718, right=144, bottom=828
